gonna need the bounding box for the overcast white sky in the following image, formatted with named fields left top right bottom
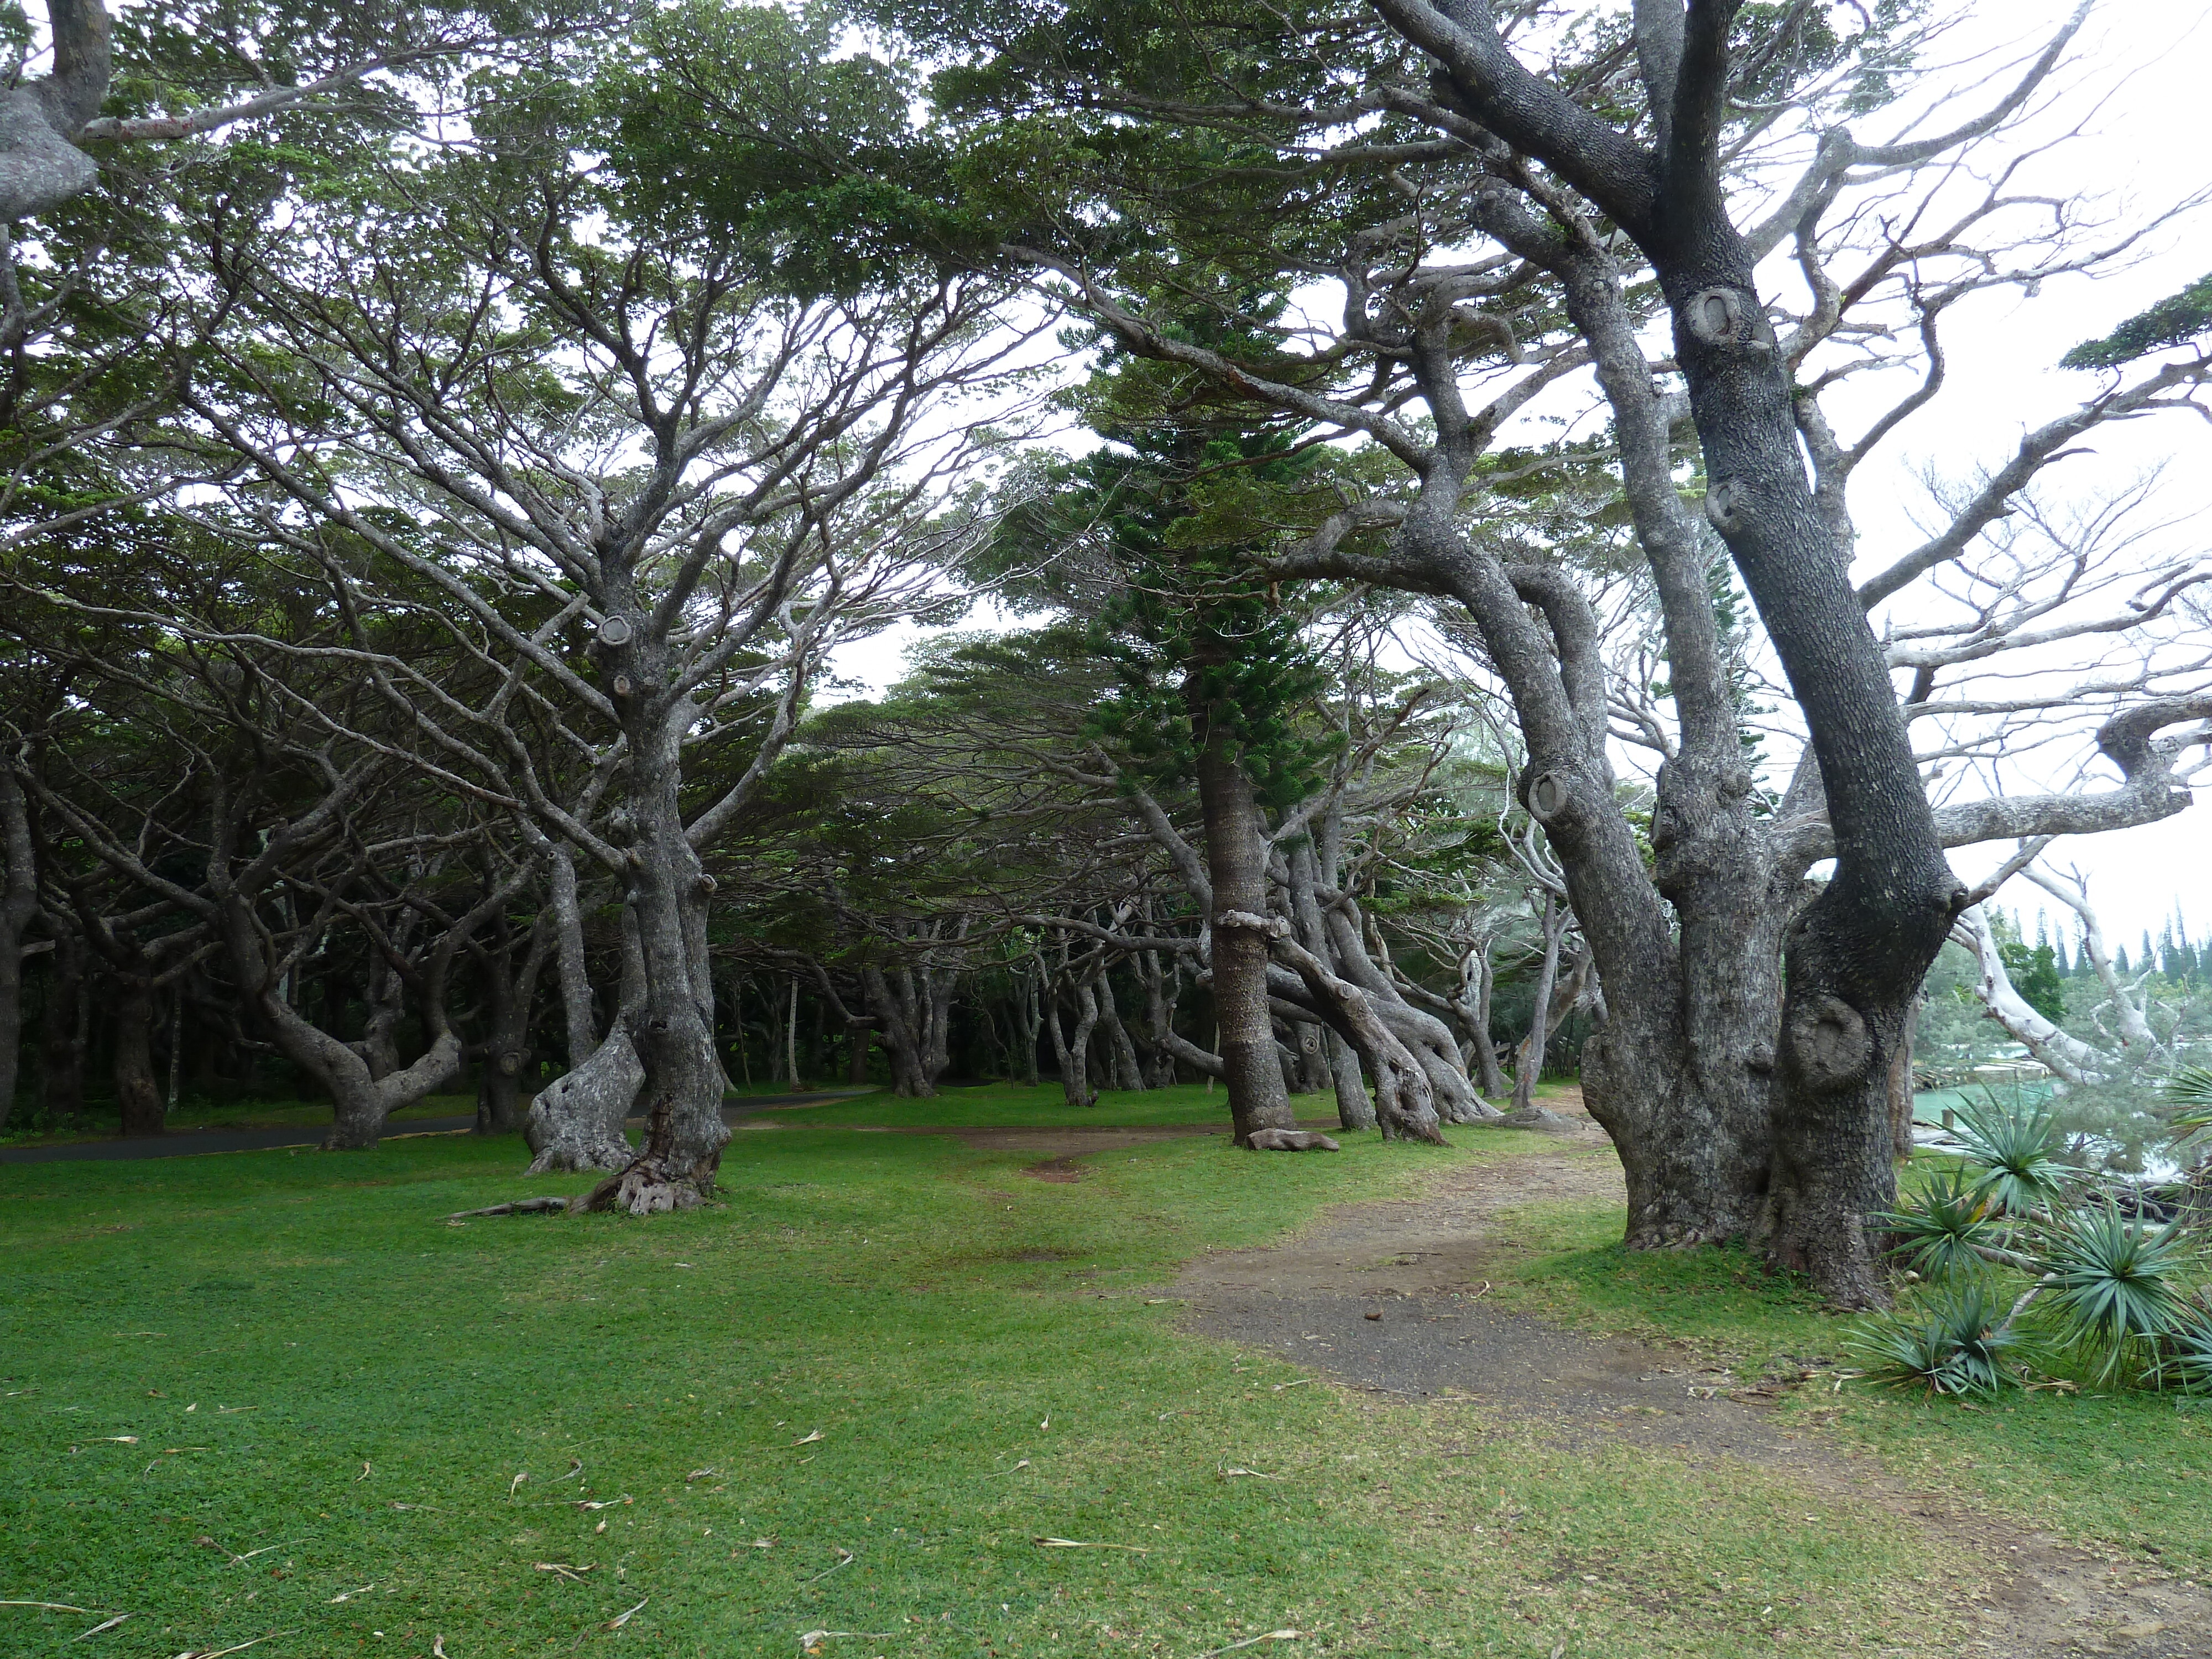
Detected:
left=828, top=0, right=2212, bottom=947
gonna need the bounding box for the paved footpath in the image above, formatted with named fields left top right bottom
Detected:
left=0, top=1089, right=878, bottom=1165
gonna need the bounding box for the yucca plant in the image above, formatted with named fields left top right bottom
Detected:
left=1952, top=1091, right=2068, bottom=1217
left=1845, top=1280, right=2025, bottom=1397
left=2033, top=1202, right=2195, bottom=1384
left=2158, top=1301, right=2212, bottom=1396
left=1871, top=1167, right=2006, bottom=1279
left=2167, top=1065, right=2212, bottom=1154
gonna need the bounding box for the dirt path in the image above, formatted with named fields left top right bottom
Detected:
left=1172, top=1093, right=2212, bottom=1658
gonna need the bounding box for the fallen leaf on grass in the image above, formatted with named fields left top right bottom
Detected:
left=71, top=1610, right=131, bottom=1640
left=604, top=1597, right=648, bottom=1631
left=572, top=1495, right=631, bottom=1511
left=783, top=1430, right=823, bottom=1448
left=1033, top=1537, right=1149, bottom=1553
left=389, top=1504, right=437, bottom=1513
left=988, top=1460, right=1031, bottom=1478
left=508, top=1472, right=528, bottom=1499
left=356, top=1462, right=371, bottom=1481
left=749, top=1539, right=776, bottom=1551
left=327, top=1583, right=374, bottom=1603
left=533, top=1563, right=596, bottom=1583
left=1191, top=1634, right=1301, bottom=1659
left=685, top=1468, right=718, bottom=1482
left=1218, top=1464, right=1284, bottom=1480
left=432, top=1639, right=448, bottom=1658
left=1272, top=1379, right=1312, bottom=1392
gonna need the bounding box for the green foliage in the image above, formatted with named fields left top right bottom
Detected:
left=2032, top=1202, right=2195, bottom=1384
left=2168, top=1065, right=2212, bottom=1147
left=1997, top=937, right=2066, bottom=1023
left=2061, top=273, right=2212, bottom=369
left=1844, top=1278, right=2026, bottom=1397
left=2158, top=1298, right=2212, bottom=1397
left=1869, top=1167, right=2003, bottom=1280
left=1950, top=1092, right=2067, bottom=1217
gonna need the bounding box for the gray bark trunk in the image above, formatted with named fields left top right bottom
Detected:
left=525, top=1024, right=643, bottom=1173
left=1325, top=1029, right=1375, bottom=1132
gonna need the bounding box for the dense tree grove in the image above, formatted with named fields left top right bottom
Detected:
left=2, top=0, right=2208, bottom=1298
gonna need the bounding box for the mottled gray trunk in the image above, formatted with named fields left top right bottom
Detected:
left=1324, top=1029, right=1375, bottom=1132
left=1095, top=971, right=1146, bottom=1091
left=547, top=844, right=598, bottom=1067
left=524, top=1024, right=643, bottom=1173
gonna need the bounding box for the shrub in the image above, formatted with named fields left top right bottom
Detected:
left=1845, top=1279, right=2025, bottom=1397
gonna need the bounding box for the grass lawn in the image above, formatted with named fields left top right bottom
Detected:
left=1, top=1084, right=2198, bottom=1656
left=1474, top=1171, right=2212, bottom=1579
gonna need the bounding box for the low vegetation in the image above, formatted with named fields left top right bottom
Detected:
left=7, top=1087, right=2209, bottom=1656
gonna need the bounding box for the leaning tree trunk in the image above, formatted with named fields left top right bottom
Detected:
left=1192, top=720, right=1297, bottom=1146
left=1510, top=898, right=1566, bottom=1115
left=1323, top=1029, right=1375, bottom=1131
left=525, top=1024, right=644, bottom=1173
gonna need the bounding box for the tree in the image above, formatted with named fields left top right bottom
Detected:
left=160, top=6, right=1034, bottom=1202
left=875, top=0, right=2212, bottom=1300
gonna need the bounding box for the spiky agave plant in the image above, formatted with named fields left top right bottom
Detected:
left=2034, top=1202, right=2195, bottom=1385
left=2158, top=1298, right=2212, bottom=1397
left=1871, top=1167, right=2006, bottom=1280
left=1844, top=1279, right=2026, bottom=1397
left=2167, top=1065, right=2212, bottom=1154
left=1952, top=1091, right=2068, bottom=1217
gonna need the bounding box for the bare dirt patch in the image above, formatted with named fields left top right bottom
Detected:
left=1172, top=1092, right=2212, bottom=1657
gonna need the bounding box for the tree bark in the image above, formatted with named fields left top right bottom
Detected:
left=476, top=909, right=552, bottom=1135
left=525, top=1023, right=644, bottom=1173
left=1190, top=721, right=1296, bottom=1145
left=0, top=763, right=36, bottom=1129
left=36, top=919, right=87, bottom=1122
left=1324, top=1028, right=1375, bottom=1131
left=111, top=972, right=165, bottom=1136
